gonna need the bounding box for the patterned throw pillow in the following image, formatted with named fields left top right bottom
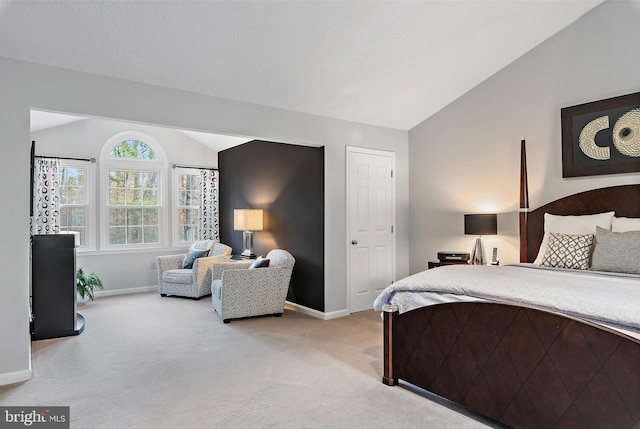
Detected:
left=541, top=233, right=594, bottom=270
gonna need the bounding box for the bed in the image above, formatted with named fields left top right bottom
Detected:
left=375, top=140, right=640, bottom=429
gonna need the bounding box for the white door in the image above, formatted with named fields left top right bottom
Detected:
left=347, top=147, right=395, bottom=313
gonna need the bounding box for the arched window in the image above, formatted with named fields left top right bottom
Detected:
left=109, top=139, right=156, bottom=160
left=101, top=132, right=166, bottom=248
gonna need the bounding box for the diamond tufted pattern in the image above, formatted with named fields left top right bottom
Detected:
left=390, top=302, right=640, bottom=429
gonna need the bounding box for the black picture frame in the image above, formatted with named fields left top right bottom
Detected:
left=561, top=92, right=640, bottom=178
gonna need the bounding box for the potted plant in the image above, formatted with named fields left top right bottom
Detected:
left=76, top=267, right=104, bottom=304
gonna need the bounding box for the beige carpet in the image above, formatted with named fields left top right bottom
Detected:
left=0, top=293, right=502, bottom=428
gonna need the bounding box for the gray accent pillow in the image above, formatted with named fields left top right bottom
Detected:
left=249, top=258, right=270, bottom=269
left=541, top=233, right=594, bottom=270
left=591, top=226, right=640, bottom=274
left=182, top=249, right=209, bottom=269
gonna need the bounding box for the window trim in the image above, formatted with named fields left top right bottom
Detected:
left=99, top=131, right=168, bottom=250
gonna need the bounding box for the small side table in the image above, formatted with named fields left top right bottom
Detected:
left=231, top=254, right=257, bottom=260
left=428, top=260, right=469, bottom=269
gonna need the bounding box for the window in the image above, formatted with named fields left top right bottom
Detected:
left=58, top=161, right=92, bottom=248
left=172, top=168, right=218, bottom=246
left=108, top=170, right=159, bottom=245
left=175, top=170, right=202, bottom=243
left=101, top=132, right=166, bottom=248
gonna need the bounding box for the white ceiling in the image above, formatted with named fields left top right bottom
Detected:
left=2, top=1, right=602, bottom=131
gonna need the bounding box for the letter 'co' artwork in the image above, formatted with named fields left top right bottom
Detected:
left=561, top=91, right=640, bottom=177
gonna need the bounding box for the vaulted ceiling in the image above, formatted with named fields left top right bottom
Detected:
left=0, top=1, right=602, bottom=130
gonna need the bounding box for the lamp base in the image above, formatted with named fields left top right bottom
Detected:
left=239, top=250, right=257, bottom=259
left=471, top=237, right=485, bottom=265
left=241, top=231, right=256, bottom=259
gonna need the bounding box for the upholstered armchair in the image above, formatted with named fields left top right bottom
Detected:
left=157, top=241, right=232, bottom=299
left=211, top=249, right=295, bottom=323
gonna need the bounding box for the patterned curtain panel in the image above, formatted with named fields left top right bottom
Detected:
left=31, top=158, right=61, bottom=235
left=199, top=170, right=219, bottom=241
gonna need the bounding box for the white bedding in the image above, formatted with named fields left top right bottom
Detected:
left=373, top=264, right=640, bottom=337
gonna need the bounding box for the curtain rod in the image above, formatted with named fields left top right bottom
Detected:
left=171, top=164, right=218, bottom=172
left=35, top=155, right=96, bottom=163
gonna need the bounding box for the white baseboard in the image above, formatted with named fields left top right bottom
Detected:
left=0, top=368, right=31, bottom=387
left=284, top=302, right=349, bottom=320
left=92, top=290, right=350, bottom=320
left=322, top=308, right=350, bottom=320
left=95, top=285, right=158, bottom=298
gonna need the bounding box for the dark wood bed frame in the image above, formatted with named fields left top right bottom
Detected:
left=382, top=140, right=640, bottom=429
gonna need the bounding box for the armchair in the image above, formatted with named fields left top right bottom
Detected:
left=211, top=249, right=295, bottom=323
left=157, top=241, right=232, bottom=299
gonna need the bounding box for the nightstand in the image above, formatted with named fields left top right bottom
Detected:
left=428, top=260, right=469, bottom=269
left=231, top=254, right=257, bottom=260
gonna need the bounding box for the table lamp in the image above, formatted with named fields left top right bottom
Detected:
left=464, top=213, right=497, bottom=265
left=234, top=209, right=264, bottom=258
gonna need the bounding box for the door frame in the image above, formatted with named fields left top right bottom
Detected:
left=346, top=146, right=396, bottom=313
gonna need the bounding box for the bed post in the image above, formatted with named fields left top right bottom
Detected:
left=519, top=138, right=529, bottom=263
left=382, top=304, right=398, bottom=386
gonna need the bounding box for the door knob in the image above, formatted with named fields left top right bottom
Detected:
left=351, top=240, right=358, bottom=245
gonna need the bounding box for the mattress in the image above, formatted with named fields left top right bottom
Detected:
left=374, top=263, right=640, bottom=339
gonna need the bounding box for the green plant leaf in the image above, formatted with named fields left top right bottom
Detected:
left=76, top=267, right=104, bottom=301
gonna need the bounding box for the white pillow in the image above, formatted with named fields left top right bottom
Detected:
left=533, top=211, right=614, bottom=264
left=612, top=216, right=640, bottom=232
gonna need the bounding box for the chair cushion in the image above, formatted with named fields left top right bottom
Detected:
left=182, top=249, right=209, bottom=269
left=162, top=269, right=194, bottom=284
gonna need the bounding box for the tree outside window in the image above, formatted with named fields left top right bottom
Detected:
left=177, top=172, right=201, bottom=242
left=109, top=140, right=156, bottom=160
left=102, top=133, right=164, bottom=248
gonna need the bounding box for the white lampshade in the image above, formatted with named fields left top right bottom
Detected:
left=234, top=209, right=263, bottom=231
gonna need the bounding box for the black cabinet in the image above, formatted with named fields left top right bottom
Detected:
left=31, top=234, right=84, bottom=340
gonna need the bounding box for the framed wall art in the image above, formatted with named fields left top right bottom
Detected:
left=561, top=91, right=640, bottom=177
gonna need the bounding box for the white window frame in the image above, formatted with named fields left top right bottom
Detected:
left=58, top=159, right=95, bottom=251
left=99, top=131, right=168, bottom=250
left=172, top=167, right=203, bottom=247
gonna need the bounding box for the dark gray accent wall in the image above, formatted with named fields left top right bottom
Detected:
left=218, top=140, right=325, bottom=312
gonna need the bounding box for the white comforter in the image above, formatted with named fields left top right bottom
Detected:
left=373, top=264, right=640, bottom=334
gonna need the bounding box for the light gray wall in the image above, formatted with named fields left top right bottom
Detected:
left=0, top=56, right=409, bottom=384
left=408, top=1, right=640, bottom=273
left=32, top=118, right=219, bottom=292
left=33, top=117, right=218, bottom=170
